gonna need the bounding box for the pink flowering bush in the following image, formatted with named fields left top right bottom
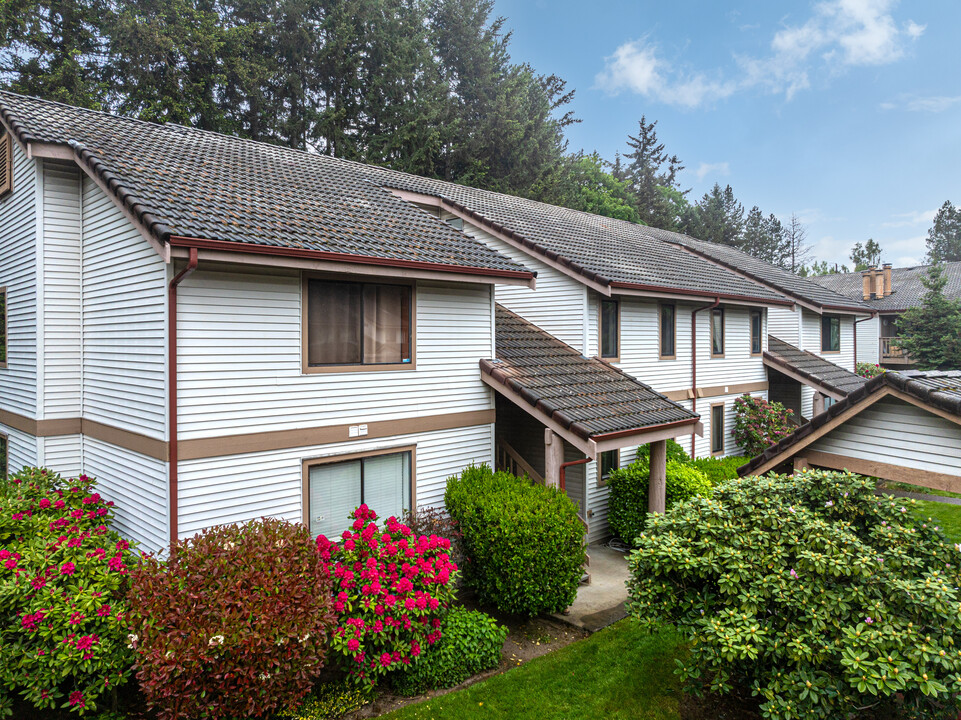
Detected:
left=127, top=518, right=336, bottom=720
left=731, top=394, right=795, bottom=457
left=856, top=361, right=886, bottom=378
left=0, top=467, right=137, bottom=717
left=316, top=505, right=458, bottom=687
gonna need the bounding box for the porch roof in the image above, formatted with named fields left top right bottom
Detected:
left=480, top=305, right=700, bottom=456
left=764, top=335, right=867, bottom=401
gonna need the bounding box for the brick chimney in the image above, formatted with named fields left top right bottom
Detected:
left=862, top=266, right=877, bottom=300
left=882, top=263, right=893, bottom=297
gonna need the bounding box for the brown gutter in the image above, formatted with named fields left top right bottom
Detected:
left=559, top=457, right=590, bottom=492
left=609, top=280, right=793, bottom=307
left=588, top=417, right=699, bottom=443
left=690, top=297, right=721, bottom=456
left=167, top=236, right=534, bottom=283
left=168, top=247, right=199, bottom=546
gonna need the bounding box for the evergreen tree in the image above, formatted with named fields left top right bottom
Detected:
left=798, top=260, right=849, bottom=277
left=849, top=238, right=883, bottom=271
left=896, top=264, right=961, bottom=370
left=926, top=201, right=961, bottom=263
left=685, top=183, right=744, bottom=246
left=556, top=152, right=639, bottom=222
left=623, top=116, right=684, bottom=229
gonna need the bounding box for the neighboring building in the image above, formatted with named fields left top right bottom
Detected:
left=816, top=262, right=961, bottom=368
left=739, top=370, right=961, bottom=495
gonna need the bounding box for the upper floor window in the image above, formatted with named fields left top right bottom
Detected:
left=659, top=303, right=675, bottom=358
left=750, top=310, right=763, bottom=355
left=305, top=278, right=412, bottom=371
left=598, top=449, right=619, bottom=486
left=600, top=298, right=619, bottom=360
left=0, top=286, right=6, bottom=368
left=711, top=308, right=725, bottom=357
left=821, top=315, right=840, bottom=353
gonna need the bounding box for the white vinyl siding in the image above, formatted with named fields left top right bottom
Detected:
left=801, top=309, right=855, bottom=370
left=82, top=175, right=167, bottom=438
left=856, top=315, right=880, bottom=365
left=0, top=424, right=39, bottom=472
left=0, top=141, right=38, bottom=417
left=768, top=306, right=799, bottom=345
left=695, top=305, right=768, bottom=389
left=43, top=434, right=82, bottom=477
left=175, top=271, right=493, bottom=437
left=810, top=397, right=961, bottom=478
left=83, top=437, right=168, bottom=552
left=177, top=423, right=493, bottom=539
left=464, top=223, right=586, bottom=351
left=42, top=161, right=83, bottom=418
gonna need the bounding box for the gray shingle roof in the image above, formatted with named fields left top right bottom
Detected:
left=814, top=263, right=961, bottom=311
left=0, top=91, right=793, bottom=304
left=0, top=91, right=533, bottom=279
left=738, top=369, right=961, bottom=476
left=481, top=305, right=699, bottom=439
left=659, top=234, right=872, bottom=312
left=765, top=336, right=867, bottom=397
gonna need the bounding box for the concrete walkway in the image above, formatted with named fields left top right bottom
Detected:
left=553, top=543, right=632, bottom=632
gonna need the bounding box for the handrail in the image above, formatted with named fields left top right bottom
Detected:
left=495, top=438, right=544, bottom=484
left=880, top=337, right=910, bottom=361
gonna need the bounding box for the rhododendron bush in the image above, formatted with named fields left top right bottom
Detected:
left=127, top=518, right=336, bottom=720
left=731, top=394, right=795, bottom=457
left=628, top=470, right=961, bottom=719
left=0, top=467, right=136, bottom=717
left=316, top=505, right=458, bottom=686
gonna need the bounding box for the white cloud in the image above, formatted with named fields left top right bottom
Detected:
left=694, top=162, right=730, bottom=181
left=596, top=0, right=924, bottom=106
left=881, top=208, right=938, bottom=228
left=881, top=94, right=961, bottom=112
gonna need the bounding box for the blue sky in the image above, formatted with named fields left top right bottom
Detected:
left=493, top=0, right=960, bottom=269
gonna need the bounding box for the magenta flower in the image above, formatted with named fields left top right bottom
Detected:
left=60, top=561, right=76, bottom=576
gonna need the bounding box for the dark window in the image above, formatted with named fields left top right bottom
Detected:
left=711, top=308, right=725, bottom=356
left=0, top=287, right=6, bottom=367
left=307, top=280, right=411, bottom=367
left=445, top=217, right=464, bottom=231
left=600, top=299, right=619, bottom=358
left=0, top=132, right=11, bottom=198
left=660, top=303, right=675, bottom=357
left=599, top=450, right=619, bottom=485
left=0, top=433, right=6, bottom=479
left=711, top=404, right=725, bottom=455
left=307, top=450, right=412, bottom=539
left=821, top=315, right=840, bottom=352
left=750, top=310, right=762, bottom=355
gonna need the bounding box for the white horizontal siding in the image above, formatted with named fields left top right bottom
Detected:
left=177, top=423, right=494, bottom=539
left=43, top=434, right=82, bottom=477
left=614, top=297, right=692, bottom=393
left=768, top=306, right=799, bottom=346
left=82, top=437, right=168, bottom=552
left=43, top=161, right=83, bottom=418
left=82, top=176, right=167, bottom=438
left=1, top=424, right=39, bottom=473
left=466, top=224, right=586, bottom=351
left=856, top=315, right=880, bottom=366
left=0, top=142, right=38, bottom=416
left=694, top=304, right=768, bottom=389
left=811, top=397, right=961, bottom=478
left=802, top=309, right=855, bottom=370
left=176, top=271, right=493, bottom=437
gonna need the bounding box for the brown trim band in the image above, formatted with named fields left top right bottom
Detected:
left=802, top=449, right=961, bottom=493
left=0, top=410, right=167, bottom=460
left=662, top=381, right=768, bottom=402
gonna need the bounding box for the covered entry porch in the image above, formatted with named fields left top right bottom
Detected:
left=481, top=306, right=702, bottom=540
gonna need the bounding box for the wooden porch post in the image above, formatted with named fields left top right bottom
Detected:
left=544, top=429, right=564, bottom=489
left=649, top=439, right=667, bottom=514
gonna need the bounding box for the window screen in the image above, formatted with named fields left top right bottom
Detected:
left=600, top=299, right=618, bottom=358
left=660, top=304, right=675, bottom=357
left=599, top=450, right=619, bottom=485
left=711, top=405, right=725, bottom=455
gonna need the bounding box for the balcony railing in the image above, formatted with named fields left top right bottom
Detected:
left=880, top=337, right=912, bottom=364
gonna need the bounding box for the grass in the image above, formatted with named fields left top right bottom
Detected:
left=378, top=622, right=684, bottom=720
left=911, top=500, right=961, bottom=543
left=879, top=479, right=961, bottom=500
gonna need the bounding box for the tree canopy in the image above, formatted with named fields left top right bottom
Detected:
left=896, top=264, right=961, bottom=370
left=849, top=239, right=883, bottom=271
left=926, top=201, right=961, bottom=264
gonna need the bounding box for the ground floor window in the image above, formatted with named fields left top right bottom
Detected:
left=305, top=448, right=412, bottom=539
left=0, top=432, right=6, bottom=478
left=711, top=404, right=725, bottom=455
left=598, top=449, right=619, bottom=486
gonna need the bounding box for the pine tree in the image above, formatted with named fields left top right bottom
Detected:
left=685, top=183, right=744, bottom=246
left=623, top=116, right=684, bottom=229
left=849, top=239, right=883, bottom=271
left=897, top=264, right=961, bottom=370
left=926, top=201, right=961, bottom=263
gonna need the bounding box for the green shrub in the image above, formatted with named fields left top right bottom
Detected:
left=635, top=439, right=690, bottom=464
left=688, top=455, right=750, bottom=484
left=0, top=468, right=137, bottom=717
left=392, top=607, right=506, bottom=695
left=277, top=678, right=369, bottom=719
left=732, top=394, right=795, bottom=456
left=628, top=469, right=961, bottom=719
left=445, top=465, right=585, bottom=616
left=607, top=457, right=711, bottom=546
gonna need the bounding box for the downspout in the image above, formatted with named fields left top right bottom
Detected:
left=690, top=297, right=721, bottom=457
left=167, top=247, right=198, bottom=547
left=852, top=313, right=876, bottom=366
left=559, top=457, right=591, bottom=492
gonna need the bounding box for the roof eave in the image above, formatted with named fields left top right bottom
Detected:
left=608, top=281, right=793, bottom=307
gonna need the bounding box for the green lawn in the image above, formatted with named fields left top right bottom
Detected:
left=912, top=500, right=961, bottom=543
left=378, top=622, right=684, bottom=720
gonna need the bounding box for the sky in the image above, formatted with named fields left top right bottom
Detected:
left=492, top=0, right=961, bottom=270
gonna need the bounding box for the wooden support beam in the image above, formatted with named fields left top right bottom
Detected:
left=544, top=429, right=564, bottom=489
left=649, top=439, right=667, bottom=514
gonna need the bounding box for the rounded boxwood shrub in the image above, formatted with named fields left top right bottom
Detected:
left=628, top=469, right=961, bottom=719
left=127, top=518, right=336, bottom=720
left=0, top=467, right=137, bottom=717
left=391, top=606, right=507, bottom=695
left=607, top=456, right=711, bottom=546
left=445, top=464, right=585, bottom=616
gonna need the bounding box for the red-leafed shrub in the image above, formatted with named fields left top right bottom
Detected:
left=127, top=518, right=336, bottom=720
left=316, top=505, right=458, bottom=687
left=0, top=467, right=136, bottom=717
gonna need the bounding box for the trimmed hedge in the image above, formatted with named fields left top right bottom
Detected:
left=689, top=455, right=750, bottom=484
left=391, top=607, right=506, bottom=695
left=445, top=465, right=585, bottom=616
